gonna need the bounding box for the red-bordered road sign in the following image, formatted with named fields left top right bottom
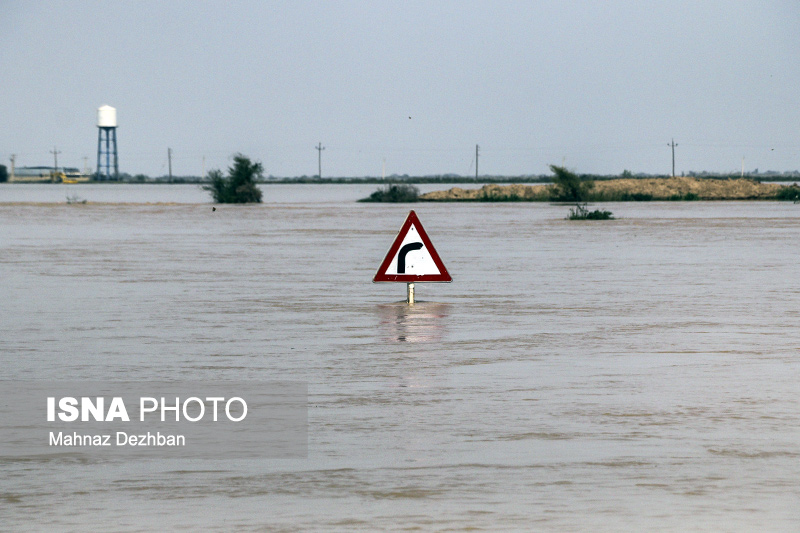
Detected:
left=373, top=210, right=452, bottom=283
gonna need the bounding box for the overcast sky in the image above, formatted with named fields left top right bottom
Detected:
left=2, top=1, right=798, bottom=177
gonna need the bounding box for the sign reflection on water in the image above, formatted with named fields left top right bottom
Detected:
left=375, top=302, right=450, bottom=343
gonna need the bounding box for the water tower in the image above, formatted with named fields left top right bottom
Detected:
left=96, top=105, right=118, bottom=181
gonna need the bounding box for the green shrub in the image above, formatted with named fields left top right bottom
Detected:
left=203, top=154, right=263, bottom=203
left=594, top=191, right=653, bottom=201
left=668, top=192, right=699, bottom=201
left=775, top=185, right=800, bottom=202
left=359, top=184, right=420, bottom=202
left=478, top=191, right=526, bottom=201
left=621, top=192, right=653, bottom=201
left=567, top=204, right=614, bottom=220
left=549, top=165, right=594, bottom=202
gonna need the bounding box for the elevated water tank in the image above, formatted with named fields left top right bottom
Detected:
left=97, top=105, right=117, bottom=128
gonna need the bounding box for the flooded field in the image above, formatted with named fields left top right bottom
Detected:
left=1, top=184, right=799, bottom=531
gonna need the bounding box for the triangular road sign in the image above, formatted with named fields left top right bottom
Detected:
left=373, top=210, right=452, bottom=283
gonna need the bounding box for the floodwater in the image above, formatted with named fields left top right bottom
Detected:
left=1, top=184, right=799, bottom=531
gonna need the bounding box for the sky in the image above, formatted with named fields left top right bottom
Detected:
left=1, top=1, right=799, bottom=178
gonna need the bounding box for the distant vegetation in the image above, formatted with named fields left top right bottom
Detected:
left=0, top=164, right=7, bottom=182
left=668, top=192, right=699, bottom=201
left=277, top=170, right=800, bottom=186
left=22, top=167, right=800, bottom=185
left=420, top=175, right=799, bottom=202
left=359, top=184, right=420, bottom=203
left=203, top=154, right=263, bottom=203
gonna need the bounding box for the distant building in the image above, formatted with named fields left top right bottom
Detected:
left=10, top=166, right=90, bottom=183
left=10, top=167, right=53, bottom=183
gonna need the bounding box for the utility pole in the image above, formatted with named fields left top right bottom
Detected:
left=10, top=154, right=16, bottom=181
left=741, top=156, right=745, bottom=179
left=50, top=146, right=62, bottom=173
left=168, top=148, right=173, bottom=182
left=668, top=139, right=678, bottom=177
left=316, top=142, right=325, bottom=179
left=83, top=156, right=89, bottom=176
left=475, top=144, right=479, bottom=180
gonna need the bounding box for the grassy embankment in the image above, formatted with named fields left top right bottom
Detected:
left=419, top=177, right=800, bottom=202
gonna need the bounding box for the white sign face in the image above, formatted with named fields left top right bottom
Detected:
left=373, top=210, right=452, bottom=283
left=383, top=224, right=441, bottom=276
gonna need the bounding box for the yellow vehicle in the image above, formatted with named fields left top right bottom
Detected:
left=52, top=169, right=90, bottom=184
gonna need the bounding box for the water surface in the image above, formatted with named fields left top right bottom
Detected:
left=2, top=187, right=799, bottom=531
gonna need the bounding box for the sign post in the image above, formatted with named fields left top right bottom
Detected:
left=373, top=211, right=452, bottom=304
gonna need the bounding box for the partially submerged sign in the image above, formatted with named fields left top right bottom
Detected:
left=373, top=210, right=452, bottom=283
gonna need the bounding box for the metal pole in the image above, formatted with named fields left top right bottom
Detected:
left=668, top=139, right=678, bottom=177
left=475, top=144, right=479, bottom=180
left=50, top=146, right=61, bottom=173
left=97, top=128, right=102, bottom=180
left=316, top=142, right=325, bottom=179
left=112, top=128, right=118, bottom=179
left=407, top=282, right=415, bottom=305
left=105, top=131, right=110, bottom=180
left=672, top=139, right=675, bottom=178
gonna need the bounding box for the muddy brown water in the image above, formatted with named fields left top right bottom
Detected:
left=1, top=184, right=799, bottom=531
